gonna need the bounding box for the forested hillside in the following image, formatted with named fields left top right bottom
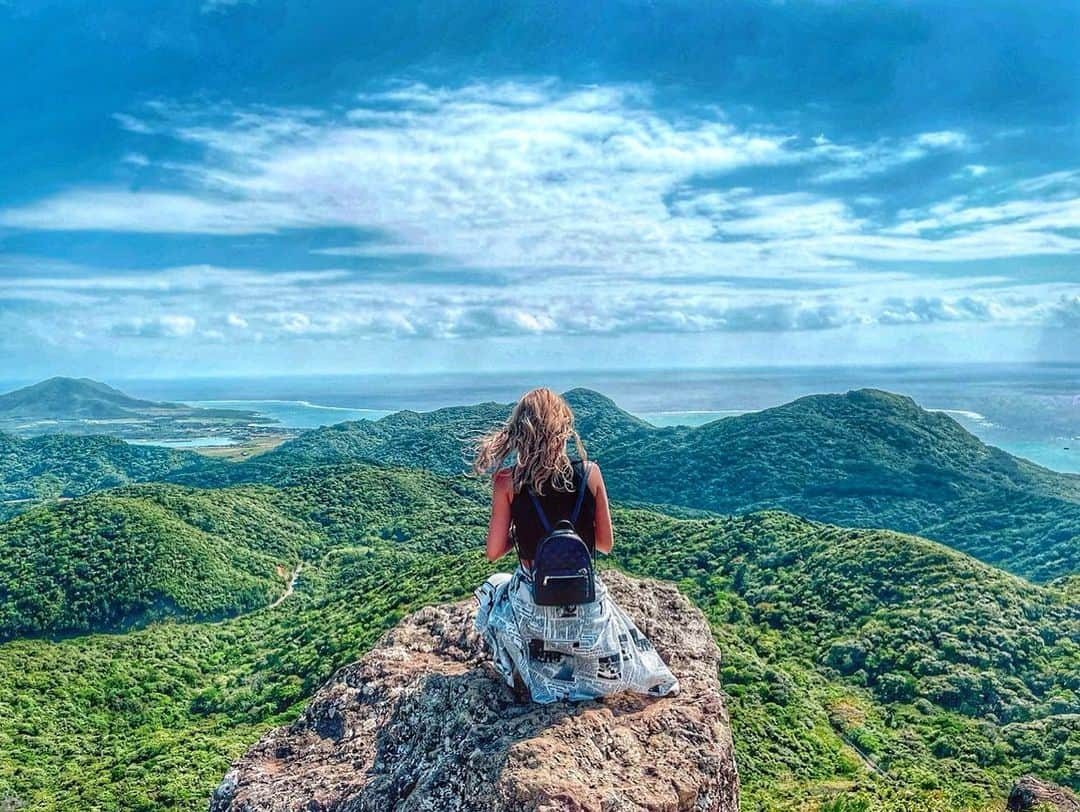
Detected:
left=0, top=432, right=223, bottom=507
left=0, top=462, right=1075, bottom=811
left=188, top=387, right=1080, bottom=581
left=0, top=484, right=314, bottom=639
left=606, top=388, right=1080, bottom=582
left=10, top=388, right=1077, bottom=581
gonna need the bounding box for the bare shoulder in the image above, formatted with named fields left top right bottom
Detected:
left=493, top=467, right=513, bottom=490
left=584, top=459, right=604, bottom=489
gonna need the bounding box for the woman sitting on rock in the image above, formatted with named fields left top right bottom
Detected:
left=471, top=387, right=680, bottom=704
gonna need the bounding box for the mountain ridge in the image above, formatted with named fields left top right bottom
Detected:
left=5, top=384, right=1076, bottom=579
left=0, top=482, right=314, bottom=640
left=0, top=431, right=224, bottom=507
left=240, top=386, right=1080, bottom=581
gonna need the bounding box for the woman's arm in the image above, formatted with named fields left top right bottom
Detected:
left=485, top=469, right=514, bottom=562
left=590, top=463, right=614, bottom=554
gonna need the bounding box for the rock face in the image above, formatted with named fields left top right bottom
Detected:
left=1007, top=775, right=1080, bottom=812
left=210, top=569, right=739, bottom=812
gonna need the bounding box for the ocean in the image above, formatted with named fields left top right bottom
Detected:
left=4, top=364, right=1077, bottom=473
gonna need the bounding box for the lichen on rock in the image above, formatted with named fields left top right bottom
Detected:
left=210, top=569, right=739, bottom=812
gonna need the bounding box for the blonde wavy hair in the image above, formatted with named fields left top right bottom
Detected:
left=470, top=387, right=587, bottom=495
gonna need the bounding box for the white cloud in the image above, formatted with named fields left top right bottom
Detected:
left=0, top=189, right=306, bottom=235
left=268, top=311, right=312, bottom=334
left=810, top=128, right=973, bottom=183
left=913, top=130, right=969, bottom=149
left=112, top=113, right=154, bottom=135
left=2, top=265, right=349, bottom=292
left=110, top=314, right=196, bottom=338
left=2, top=82, right=1071, bottom=280
left=1, top=81, right=1076, bottom=360
left=1047, top=294, right=1080, bottom=327
left=10, top=260, right=1073, bottom=346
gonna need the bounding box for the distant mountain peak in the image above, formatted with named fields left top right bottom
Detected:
left=0, top=376, right=171, bottom=419
left=561, top=387, right=654, bottom=433
left=845, top=387, right=922, bottom=406
left=787, top=387, right=920, bottom=409
left=561, top=385, right=614, bottom=401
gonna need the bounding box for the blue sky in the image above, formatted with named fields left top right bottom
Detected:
left=1, top=0, right=1077, bottom=379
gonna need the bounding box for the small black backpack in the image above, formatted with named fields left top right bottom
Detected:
left=524, top=460, right=596, bottom=606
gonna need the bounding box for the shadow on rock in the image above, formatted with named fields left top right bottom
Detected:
left=211, top=569, right=739, bottom=812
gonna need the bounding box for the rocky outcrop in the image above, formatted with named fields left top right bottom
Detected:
left=1007, top=775, right=1080, bottom=812
left=210, top=569, right=738, bottom=811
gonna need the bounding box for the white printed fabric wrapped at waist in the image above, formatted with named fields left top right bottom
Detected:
left=474, top=567, right=680, bottom=704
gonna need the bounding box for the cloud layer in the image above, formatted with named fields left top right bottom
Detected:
left=1, top=26, right=1076, bottom=378
left=6, top=84, right=1077, bottom=277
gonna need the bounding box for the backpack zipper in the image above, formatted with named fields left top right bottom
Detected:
left=542, top=568, right=589, bottom=586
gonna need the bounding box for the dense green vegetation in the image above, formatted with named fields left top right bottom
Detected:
left=8, top=387, right=1078, bottom=579
left=0, top=379, right=275, bottom=476
left=612, top=510, right=1079, bottom=807
left=0, top=463, right=493, bottom=641
left=248, top=400, right=512, bottom=472
left=0, top=462, right=1075, bottom=811
left=0, top=484, right=314, bottom=640
left=0, top=547, right=497, bottom=811
left=0, top=432, right=223, bottom=505
left=187, top=387, right=1079, bottom=581
left=612, top=388, right=1080, bottom=582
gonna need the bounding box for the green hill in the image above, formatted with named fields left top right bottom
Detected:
left=0, top=377, right=174, bottom=419
left=223, top=387, right=1080, bottom=581
left=258, top=399, right=511, bottom=471
left=0, top=376, right=264, bottom=423
left=248, top=387, right=645, bottom=474
left=609, top=388, right=1080, bottom=581
left=0, top=431, right=224, bottom=507
left=0, top=378, right=271, bottom=452
left=0, top=463, right=490, bottom=641
left=30, top=386, right=1075, bottom=581
left=0, top=484, right=315, bottom=640
left=612, top=509, right=1079, bottom=807
left=0, top=462, right=1075, bottom=810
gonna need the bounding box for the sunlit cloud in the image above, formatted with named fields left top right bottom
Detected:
left=110, top=314, right=197, bottom=339
left=1, top=76, right=1076, bottom=373
left=4, top=260, right=1075, bottom=348
left=5, top=82, right=1073, bottom=283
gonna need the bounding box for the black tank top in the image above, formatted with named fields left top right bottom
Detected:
left=509, top=458, right=596, bottom=562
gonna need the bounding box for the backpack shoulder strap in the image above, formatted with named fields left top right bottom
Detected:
left=570, top=460, right=593, bottom=525
left=526, top=485, right=553, bottom=534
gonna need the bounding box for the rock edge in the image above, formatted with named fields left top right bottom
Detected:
left=210, top=569, right=739, bottom=812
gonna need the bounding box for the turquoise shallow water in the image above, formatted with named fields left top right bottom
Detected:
left=130, top=437, right=241, bottom=449
left=637, top=410, right=749, bottom=428
left=991, top=441, right=1080, bottom=474
left=187, top=400, right=392, bottom=429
